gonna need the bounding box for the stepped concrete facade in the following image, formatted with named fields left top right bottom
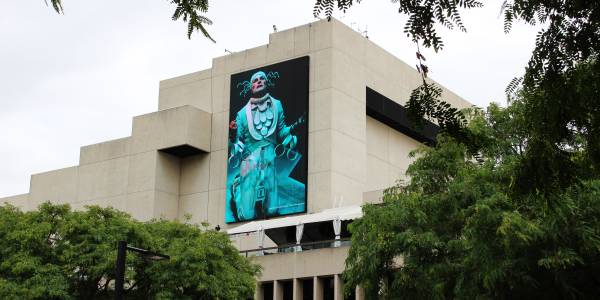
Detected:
left=1, top=19, right=470, bottom=300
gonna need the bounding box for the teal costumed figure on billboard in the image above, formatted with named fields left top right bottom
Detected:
left=226, top=71, right=305, bottom=223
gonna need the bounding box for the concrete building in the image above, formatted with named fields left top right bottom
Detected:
left=1, top=19, right=470, bottom=300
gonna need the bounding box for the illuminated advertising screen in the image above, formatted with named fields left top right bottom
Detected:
left=225, top=56, right=309, bottom=223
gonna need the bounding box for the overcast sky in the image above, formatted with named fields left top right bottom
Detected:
left=0, top=0, right=538, bottom=197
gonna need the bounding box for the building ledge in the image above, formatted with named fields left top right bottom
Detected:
left=250, top=244, right=349, bottom=281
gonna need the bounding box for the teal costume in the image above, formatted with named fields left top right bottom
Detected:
left=228, top=93, right=298, bottom=221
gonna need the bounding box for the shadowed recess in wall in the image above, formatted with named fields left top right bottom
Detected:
left=159, top=144, right=206, bottom=157
left=366, top=87, right=439, bottom=145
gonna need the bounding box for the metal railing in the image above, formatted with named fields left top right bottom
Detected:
left=239, top=238, right=351, bottom=257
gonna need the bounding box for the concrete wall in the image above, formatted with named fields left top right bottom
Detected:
left=153, top=19, right=470, bottom=225
left=0, top=19, right=471, bottom=300
left=0, top=193, right=28, bottom=210
left=365, top=116, right=422, bottom=194
left=253, top=246, right=360, bottom=300
left=253, top=246, right=348, bottom=282
left=0, top=17, right=470, bottom=230
left=0, top=106, right=210, bottom=221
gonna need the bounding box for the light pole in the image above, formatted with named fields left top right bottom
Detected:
left=114, top=240, right=170, bottom=300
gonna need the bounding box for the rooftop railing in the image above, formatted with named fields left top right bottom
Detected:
left=239, top=238, right=351, bottom=257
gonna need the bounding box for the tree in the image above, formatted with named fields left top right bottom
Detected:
left=0, top=203, right=260, bottom=299
left=310, top=2, right=600, bottom=298
left=45, top=0, right=214, bottom=41
left=314, top=1, right=600, bottom=161
left=343, top=59, right=600, bottom=298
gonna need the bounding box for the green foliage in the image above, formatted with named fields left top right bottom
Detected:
left=46, top=0, right=63, bottom=14
left=315, top=2, right=600, bottom=174
left=0, top=203, right=260, bottom=299
left=133, top=220, right=259, bottom=299
left=342, top=3, right=600, bottom=287
left=313, top=1, right=599, bottom=86
left=344, top=80, right=600, bottom=298
left=512, top=59, right=600, bottom=195
left=45, top=0, right=214, bottom=41
left=170, top=0, right=214, bottom=41
left=313, top=0, right=483, bottom=52
left=406, top=82, right=468, bottom=144
left=500, top=0, right=600, bottom=86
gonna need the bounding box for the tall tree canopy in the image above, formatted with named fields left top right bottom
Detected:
left=310, top=1, right=600, bottom=299
left=0, top=203, right=260, bottom=299
left=344, top=81, right=600, bottom=298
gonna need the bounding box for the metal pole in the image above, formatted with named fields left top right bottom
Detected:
left=115, top=240, right=127, bottom=300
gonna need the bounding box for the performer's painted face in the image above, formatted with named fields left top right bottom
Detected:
left=251, top=72, right=267, bottom=94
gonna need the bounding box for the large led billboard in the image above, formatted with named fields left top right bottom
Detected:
left=225, top=56, right=309, bottom=223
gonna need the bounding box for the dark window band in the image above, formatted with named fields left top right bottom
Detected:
left=366, top=87, right=438, bottom=146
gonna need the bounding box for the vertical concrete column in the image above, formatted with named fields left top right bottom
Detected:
left=313, top=276, right=324, bottom=300
left=254, top=282, right=264, bottom=300
left=355, top=285, right=365, bottom=300
left=274, top=280, right=283, bottom=300
left=334, top=274, right=344, bottom=300
left=293, top=278, right=303, bottom=300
